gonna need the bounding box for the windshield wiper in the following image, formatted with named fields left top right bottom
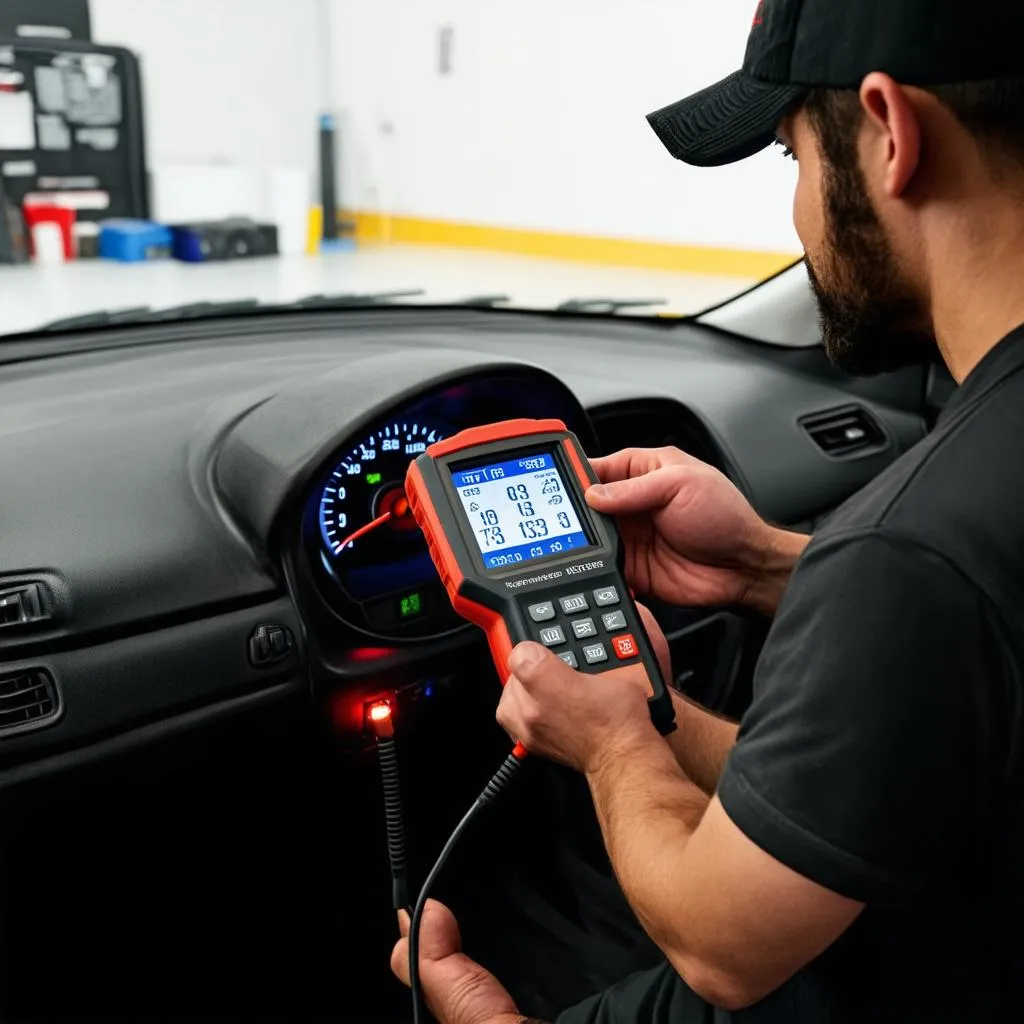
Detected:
left=143, top=299, right=261, bottom=321
left=32, top=289, right=665, bottom=338
left=454, top=294, right=512, bottom=308
left=555, top=297, right=668, bottom=314
left=38, top=300, right=262, bottom=332
left=40, top=307, right=154, bottom=332
left=35, top=292, right=425, bottom=333
left=287, top=289, right=425, bottom=309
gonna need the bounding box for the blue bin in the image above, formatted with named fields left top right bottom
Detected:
left=98, top=220, right=173, bottom=262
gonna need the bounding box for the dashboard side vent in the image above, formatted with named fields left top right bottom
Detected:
left=0, top=582, right=49, bottom=631
left=0, top=670, right=60, bottom=737
left=800, top=405, right=887, bottom=458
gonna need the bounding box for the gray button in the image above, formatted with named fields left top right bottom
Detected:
left=528, top=601, right=556, bottom=623
left=559, top=593, right=589, bottom=615
left=539, top=625, right=566, bottom=647
left=559, top=651, right=579, bottom=669
left=601, top=610, right=627, bottom=632
left=593, top=586, right=620, bottom=607
left=582, top=642, right=608, bottom=665
left=572, top=617, right=597, bottom=639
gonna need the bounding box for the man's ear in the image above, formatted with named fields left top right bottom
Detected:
left=859, top=72, right=922, bottom=199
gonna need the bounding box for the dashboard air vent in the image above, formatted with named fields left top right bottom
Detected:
left=800, top=406, right=886, bottom=458
left=0, top=582, right=48, bottom=631
left=0, top=670, right=60, bottom=737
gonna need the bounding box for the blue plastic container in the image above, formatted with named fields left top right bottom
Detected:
left=98, top=219, right=173, bottom=262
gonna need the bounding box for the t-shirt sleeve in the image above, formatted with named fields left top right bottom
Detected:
left=718, top=529, right=1008, bottom=906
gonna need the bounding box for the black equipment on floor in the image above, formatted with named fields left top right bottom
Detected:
left=170, top=219, right=279, bottom=263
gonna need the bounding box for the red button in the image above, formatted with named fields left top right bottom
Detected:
left=612, top=634, right=639, bottom=660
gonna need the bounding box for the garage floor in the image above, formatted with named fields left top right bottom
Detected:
left=0, top=245, right=758, bottom=335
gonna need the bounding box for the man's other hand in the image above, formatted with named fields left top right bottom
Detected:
left=587, top=447, right=808, bottom=616
left=498, top=642, right=656, bottom=773
left=391, top=900, right=522, bottom=1024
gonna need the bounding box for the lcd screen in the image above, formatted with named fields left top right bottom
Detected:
left=450, top=451, right=593, bottom=570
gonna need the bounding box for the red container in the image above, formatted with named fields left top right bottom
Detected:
left=22, top=203, right=77, bottom=260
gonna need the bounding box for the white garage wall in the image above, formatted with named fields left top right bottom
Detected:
left=90, top=0, right=323, bottom=185
left=329, top=0, right=802, bottom=254
left=86, top=0, right=801, bottom=255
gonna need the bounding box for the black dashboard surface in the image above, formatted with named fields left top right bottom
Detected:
left=0, top=309, right=928, bottom=774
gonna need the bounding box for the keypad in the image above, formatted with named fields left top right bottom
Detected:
left=601, top=610, right=627, bottom=632
left=528, top=601, right=556, bottom=623
left=612, top=634, right=639, bottom=660
left=539, top=625, right=566, bottom=647
left=593, top=586, right=620, bottom=607
left=520, top=578, right=642, bottom=673
left=571, top=617, right=597, bottom=639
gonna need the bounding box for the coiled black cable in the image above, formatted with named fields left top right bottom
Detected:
left=409, top=752, right=523, bottom=1024
left=376, top=735, right=411, bottom=912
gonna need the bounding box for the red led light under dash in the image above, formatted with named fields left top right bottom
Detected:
left=366, top=699, right=395, bottom=738
left=368, top=702, right=392, bottom=723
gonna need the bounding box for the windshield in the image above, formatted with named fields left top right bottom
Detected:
left=0, top=6, right=800, bottom=337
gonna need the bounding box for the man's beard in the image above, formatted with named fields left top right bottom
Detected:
left=806, top=154, right=936, bottom=376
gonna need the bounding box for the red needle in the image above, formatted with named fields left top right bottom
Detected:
left=334, top=510, right=393, bottom=551
left=333, top=494, right=413, bottom=552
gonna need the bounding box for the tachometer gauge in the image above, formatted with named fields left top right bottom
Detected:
left=312, top=417, right=457, bottom=638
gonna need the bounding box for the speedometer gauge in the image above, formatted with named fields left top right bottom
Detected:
left=318, top=419, right=447, bottom=554
left=310, top=416, right=458, bottom=638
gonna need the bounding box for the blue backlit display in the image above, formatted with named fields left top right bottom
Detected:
left=451, top=453, right=591, bottom=570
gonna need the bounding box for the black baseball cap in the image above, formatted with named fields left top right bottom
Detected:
left=648, top=0, right=1024, bottom=167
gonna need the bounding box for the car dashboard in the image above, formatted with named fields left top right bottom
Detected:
left=0, top=307, right=929, bottom=778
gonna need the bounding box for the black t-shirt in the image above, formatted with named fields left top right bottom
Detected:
left=718, top=327, right=1024, bottom=1022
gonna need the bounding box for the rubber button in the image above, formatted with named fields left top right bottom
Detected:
left=612, top=634, right=639, bottom=660
left=528, top=601, right=556, bottom=623
left=601, top=610, right=627, bottom=632
left=539, top=625, right=566, bottom=647
left=559, top=593, right=589, bottom=615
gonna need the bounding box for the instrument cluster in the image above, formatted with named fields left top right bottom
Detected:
left=298, top=372, right=593, bottom=642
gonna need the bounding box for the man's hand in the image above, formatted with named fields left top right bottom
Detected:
left=587, top=448, right=808, bottom=616
left=497, top=642, right=657, bottom=773
left=391, top=900, right=523, bottom=1024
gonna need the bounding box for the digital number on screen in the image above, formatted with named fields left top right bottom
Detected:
left=451, top=453, right=591, bottom=570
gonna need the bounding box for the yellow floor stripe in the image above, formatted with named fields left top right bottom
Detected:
left=307, top=207, right=799, bottom=279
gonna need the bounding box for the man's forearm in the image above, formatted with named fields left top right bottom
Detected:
left=586, top=732, right=710, bottom=976
left=666, top=693, right=738, bottom=795
left=744, top=528, right=810, bottom=617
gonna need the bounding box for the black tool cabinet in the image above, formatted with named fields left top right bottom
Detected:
left=0, top=35, right=149, bottom=232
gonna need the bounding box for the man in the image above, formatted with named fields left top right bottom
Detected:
left=392, top=0, right=1024, bottom=1020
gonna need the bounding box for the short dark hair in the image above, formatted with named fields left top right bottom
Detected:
left=804, top=79, right=1024, bottom=172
